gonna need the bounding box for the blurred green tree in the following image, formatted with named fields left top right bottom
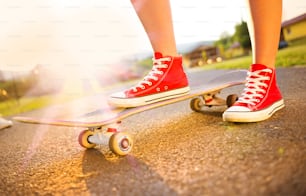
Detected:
left=233, top=21, right=251, bottom=53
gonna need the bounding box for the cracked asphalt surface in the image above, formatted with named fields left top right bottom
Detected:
left=0, top=67, right=305, bottom=195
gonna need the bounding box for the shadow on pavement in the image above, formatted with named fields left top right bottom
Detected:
left=82, top=149, right=176, bottom=195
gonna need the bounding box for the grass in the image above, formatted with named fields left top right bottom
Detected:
left=0, top=95, right=77, bottom=117
left=0, top=96, right=49, bottom=117
left=203, top=43, right=306, bottom=70
left=275, top=44, right=306, bottom=67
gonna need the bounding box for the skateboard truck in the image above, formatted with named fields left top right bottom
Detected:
left=78, top=124, right=133, bottom=156
left=190, top=91, right=238, bottom=112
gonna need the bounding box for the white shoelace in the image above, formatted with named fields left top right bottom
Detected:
left=237, top=69, right=272, bottom=105
left=131, top=57, right=171, bottom=92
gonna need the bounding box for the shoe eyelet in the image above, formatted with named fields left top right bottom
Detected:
left=156, top=87, right=160, bottom=92
left=164, top=86, right=168, bottom=90
left=148, top=82, right=152, bottom=86
left=141, top=86, right=145, bottom=90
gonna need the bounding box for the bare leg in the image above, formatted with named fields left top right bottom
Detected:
left=130, top=0, right=177, bottom=56
left=223, top=0, right=284, bottom=122
left=246, top=0, right=282, bottom=68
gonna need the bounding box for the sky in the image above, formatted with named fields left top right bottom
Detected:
left=0, top=0, right=305, bottom=71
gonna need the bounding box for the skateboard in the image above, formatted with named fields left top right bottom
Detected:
left=13, top=70, right=247, bottom=156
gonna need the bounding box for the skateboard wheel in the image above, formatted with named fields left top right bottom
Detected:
left=190, top=98, right=202, bottom=112
left=226, top=94, right=239, bottom=107
left=109, top=132, right=133, bottom=156
left=78, top=130, right=96, bottom=149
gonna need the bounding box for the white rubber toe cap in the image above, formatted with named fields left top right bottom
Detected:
left=110, top=91, right=127, bottom=98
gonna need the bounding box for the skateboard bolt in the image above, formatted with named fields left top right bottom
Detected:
left=121, top=138, right=130, bottom=149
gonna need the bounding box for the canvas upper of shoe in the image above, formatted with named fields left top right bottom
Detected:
left=231, top=64, right=283, bottom=111
left=108, top=52, right=189, bottom=107
left=122, top=52, right=189, bottom=98
left=223, top=64, right=285, bottom=122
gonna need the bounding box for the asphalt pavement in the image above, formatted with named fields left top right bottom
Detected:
left=0, top=67, right=305, bottom=195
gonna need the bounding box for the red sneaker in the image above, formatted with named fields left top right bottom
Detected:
left=223, top=64, right=285, bottom=122
left=108, top=52, right=190, bottom=107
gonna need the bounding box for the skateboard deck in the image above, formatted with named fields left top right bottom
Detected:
left=13, top=69, right=247, bottom=155
left=14, top=70, right=247, bottom=128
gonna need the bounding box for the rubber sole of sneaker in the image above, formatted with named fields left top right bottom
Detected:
left=108, top=86, right=190, bottom=108
left=222, top=99, right=285, bottom=123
